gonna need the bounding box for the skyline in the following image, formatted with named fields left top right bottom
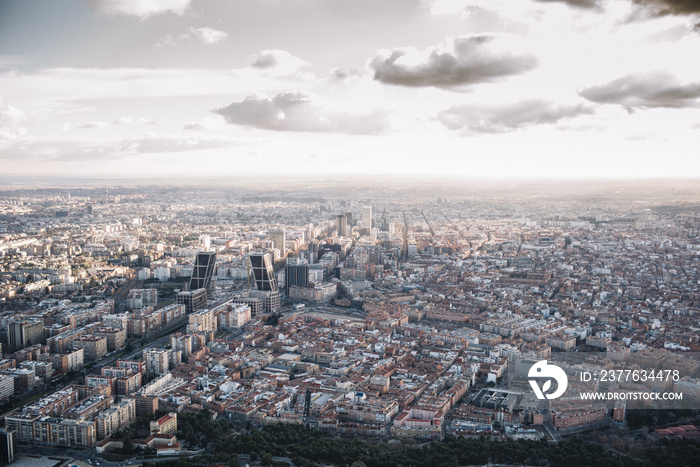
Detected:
left=1, top=0, right=700, bottom=179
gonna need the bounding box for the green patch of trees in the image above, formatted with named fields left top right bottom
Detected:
left=139, top=416, right=700, bottom=467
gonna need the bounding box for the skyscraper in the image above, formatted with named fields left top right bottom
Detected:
left=249, top=252, right=278, bottom=293
left=269, top=230, right=286, bottom=253
left=189, top=251, right=216, bottom=291
left=7, top=320, right=44, bottom=351
left=0, top=428, right=15, bottom=464
left=336, top=214, right=349, bottom=237
left=363, top=205, right=372, bottom=230
left=284, top=257, right=309, bottom=295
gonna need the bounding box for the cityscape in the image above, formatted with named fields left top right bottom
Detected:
left=0, top=180, right=698, bottom=466
left=2, top=0, right=700, bottom=466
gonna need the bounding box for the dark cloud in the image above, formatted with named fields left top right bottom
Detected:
left=212, top=92, right=388, bottom=134
left=632, top=0, right=700, bottom=16
left=251, top=53, right=278, bottom=69
left=437, top=99, right=593, bottom=133
left=579, top=72, right=700, bottom=110
left=369, top=35, right=537, bottom=88
left=534, top=0, right=600, bottom=9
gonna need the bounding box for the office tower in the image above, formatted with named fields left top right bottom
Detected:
left=177, top=288, right=207, bottom=314
left=269, top=230, right=286, bottom=253
left=189, top=251, right=216, bottom=291
left=7, top=320, right=44, bottom=351
left=344, top=211, right=353, bottom=226
left=336, top=214, right=348, bottom=237
left=0, top=429, right=15, bottom=464
left=307, top=240, right=319, bottom=264
left=249, top=252, right=278, bottom=293
left=285, top=257, right=309, bottom=295
left=363, top=205, right=372, bottom=229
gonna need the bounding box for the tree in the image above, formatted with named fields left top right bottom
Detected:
left=260, top=451, right=273, bottom=466
left=266, top=313, right=281, bottom=326
left=122, top=436, right=135, bottom=455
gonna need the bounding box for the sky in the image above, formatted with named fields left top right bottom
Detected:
left=0, top=0, right=699, bottom=180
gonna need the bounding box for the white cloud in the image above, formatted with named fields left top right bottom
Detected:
left=326, top=67, right=364, bottom=83
left=78, top=121, right=111, bottom=129
left=114, top=116, right=155, bottom=124
left=0, top=97, right=27, bottom=146
left=182, top=116, right=225, bottom=131
left=212, top=91, right=389, bottom=134
left=0, top=132, right=239, bottom=163
left=76, top=117, right=155, bottom=129
left=369, top=35, right=537, bottom=88
left=0, top=68, right=240, bottom=102
left=154, top=34, right=177, bottom=49
left=579, top=72, right=700, bottom=110
left=118, top=132, right=236, bottom=154
left=189, top=27, right=228, bottom=45
left=156, top=27, right=228, bottom=47
left=87, top=0, right=192, bottom=18
left=437, top=99, right=593, bottom=133
left=250, top=50, right=313, bottom=79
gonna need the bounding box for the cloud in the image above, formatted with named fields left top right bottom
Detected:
left=212, top=91, right=389, bottom=134
left=87, top=0, right=192, bottom=18
left=437, top=99, right=593, bottom=133
left=182, top=116, right=225, bottom=131
left=632, top=0, right=700, bottom=16
left=579, top=72, right=700, bottom=110
left=369, top=35, right=537, bottom=88
left=0, top=97, right=27, bottom=145
left=251, top=50, right=311, bottom=70
left=0, top=140, right=120, bottom=162
left=327, top=67, right=363, bottom=83
left=189, top=27, right=228, bottom=45
left=78, top=121, right=111, bottom=129
left=114, top=117, right=155, bottom=124
left=533, top=0, right=600, bottom=9
left=117, top=133, right=235, bottom=154
left=0, top=133, right=236, bottom=163
left=76, top=117, right=155, bottom=129
left=154, top=34, right=177, bottom=48
left=156, top=27, right=228, bottom=47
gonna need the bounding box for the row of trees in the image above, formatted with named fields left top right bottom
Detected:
left=138, top=415, right=700, bottom=467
